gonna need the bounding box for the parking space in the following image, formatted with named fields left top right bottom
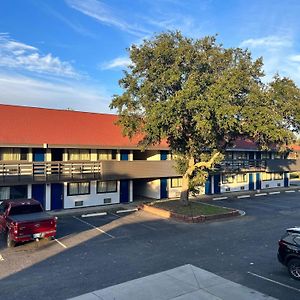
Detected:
left=1, top=193, right=300, bottom=299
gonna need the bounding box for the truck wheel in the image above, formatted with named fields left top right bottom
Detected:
left=6, top=232, right=16, bottom=248
left=287, top=259, right=300, bottom=280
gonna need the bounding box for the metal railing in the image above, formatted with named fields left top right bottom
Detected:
left=0, top=161, right=102, bottom=185
left=216, top=159, right=267, bottom=172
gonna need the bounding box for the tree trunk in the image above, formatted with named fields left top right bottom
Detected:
left=180, top=174, right=190, bottom=206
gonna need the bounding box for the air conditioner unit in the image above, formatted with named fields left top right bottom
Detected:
left=277, top=183, right=281, bottom=187
left=225, top=187, right=230, bottom=192
left=104, top=198, right=112, bottom=204
left=266, top=184, right=269, bottom=188
left=75, top=200, right=84, bottom=207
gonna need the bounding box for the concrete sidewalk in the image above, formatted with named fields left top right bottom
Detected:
left=68, top=264, right=276, bottom=300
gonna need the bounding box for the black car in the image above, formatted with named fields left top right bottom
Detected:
left=278, top=227, right=300, bottom=280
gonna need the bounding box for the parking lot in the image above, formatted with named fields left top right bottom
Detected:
left=0, top=191, right=300, bottom=300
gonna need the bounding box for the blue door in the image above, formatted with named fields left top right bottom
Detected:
left=32, top=184, right=45, bottom=208
left=51, top=183, right=63, bottom=210
left=33, top=149, right=45, bottom=161
left=213, top=174, right=221, bottom=194
left=120, top=180, right=129, bottom=203
left=160, top=151, right=168, bottom=161
left=160, top=178, right=168, bottom=199
left=205, top=176, right=212, bottom=194
left=256, top=173, right=261, bottom=190
left=284, top=173, right=289, bottom=187
left=249, top=173, right=254, bottom=190
left=120, top=150, right=129, bottom=161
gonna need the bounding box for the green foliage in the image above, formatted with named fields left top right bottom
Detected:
left=110, top=31, right=300, bottom=190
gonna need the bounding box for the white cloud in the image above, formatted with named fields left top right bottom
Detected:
left=66, top=0, right=150, bottom=37
left=101, top=57, right=131, bottom=70
left=0, top=33, right=79, bottom=78
left=0, top=73, right=111, bottom=113
left=240, top=36, right=292, bottom=49
left=289, top=54, right=300, bottom=62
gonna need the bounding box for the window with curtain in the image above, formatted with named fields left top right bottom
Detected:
left=97, top=181, right=117, bottom=193
left=262, top=172, right=272, bottom=181
left=67, top=182, right=90, bottom=196
left=274, top=173, right=283, bottom=180
left=222, top=174, right=235, bottom=184
left=68, top=149, right=90, bottom=161
left=171, top=178, right=182, bottom=188
left=97, top=150, right=117, bottom=160
left=0, top=148, right=21, bottom=161
left=236, top=174, right=247, bottom=183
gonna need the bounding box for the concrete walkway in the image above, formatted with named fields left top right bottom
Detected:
left=68, top=264, right=276, bottom=300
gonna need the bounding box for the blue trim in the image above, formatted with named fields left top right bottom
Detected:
left=160, top=151, right=168, bottom=161
left=32, top=184, right=45, bottom=208
left=120, top=180, right=129, bottom=203
left=213, top=174, right=221, bottom=194
left=249, top=173, right=254, bottom=190
left=120, top=150, right=129, bottom=161
left=160, top=178, right=168, bottom=198
left=284, top=173, right=289, bottom=187
left=205, top=176, right=212, bottom=194
left=256, top=173, right=261, bottom=190
left=51, top=183, right=63, bottom=210
left=33, top=149, right=45, bottom=162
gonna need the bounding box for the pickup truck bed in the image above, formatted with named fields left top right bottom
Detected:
left=8, top=212, right=54, bottom=223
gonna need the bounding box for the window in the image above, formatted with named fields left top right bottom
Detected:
left=97, top=150, right=117, bottom=160
left=0, top=185, right=27, bottom=200
left=236, top=174, right=247, bottom=183
left=97, top=181, right=117, bottom=193
left=0, top=148, right=23, bottom=161
left=261, top=152, right=271, bottom=160
left=262, top=172, right=272, bottom=181
left=171, top=178, right=182, bottom=188
left=222, top=174, right=235, bottom=184
left=233, top=152, right=248, bottom=160
left=274, top=173, right=283, bottom=180
left=68, top=149, right=90, bottom=161
left=67, top=182, right=90, bottom=196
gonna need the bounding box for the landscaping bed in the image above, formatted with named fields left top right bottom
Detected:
left=139, top=199, right=240, bottom=223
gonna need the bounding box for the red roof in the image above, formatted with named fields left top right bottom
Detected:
left=290, top=144, right=300, bottom=152
left=0, top=104, right=168, bottom=149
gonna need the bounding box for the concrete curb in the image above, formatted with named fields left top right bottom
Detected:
left=138, top=203, right=240, bottom=223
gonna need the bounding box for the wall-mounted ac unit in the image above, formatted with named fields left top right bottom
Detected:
left=240, top=186, right=245, bottom=190
left=266, top=184, right=269, bottom=188
left=277, top=183, right=281, bottom=187
left=104, top=198, right=112, bottom=204
left=225, top=187, right=230, bottom=192
left=75, top=200, right=84, bottom=207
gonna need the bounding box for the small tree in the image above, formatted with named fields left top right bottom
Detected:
left=110, top=31, right=300, bottom=205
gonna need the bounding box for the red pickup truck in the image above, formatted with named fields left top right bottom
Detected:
left=0, top=198, right=57, bottom=247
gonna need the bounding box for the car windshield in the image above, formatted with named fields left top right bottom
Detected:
left=9, top=204, right=43, bottom=215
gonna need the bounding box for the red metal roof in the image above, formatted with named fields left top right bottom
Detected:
left=0, top=104, right=168, bottom=149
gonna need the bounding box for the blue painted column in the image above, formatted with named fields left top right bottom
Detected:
left=120, top=150, right=130, bottom=203
left=249, top=173, right=254, bottom=190
left=205, top=176, right=212, bottom=194
left=284, top=173, right=289, bottom=187
left=160, top=151, right=168, bottom=199
left=256, top=173, right=261, bottom=190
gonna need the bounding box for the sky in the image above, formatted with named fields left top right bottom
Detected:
left=0, top=0, right=300, bottom=113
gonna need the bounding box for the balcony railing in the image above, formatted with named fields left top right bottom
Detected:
left=217, top=159, right=267, bottom=172
left=0, top=161, right=102, bottom=185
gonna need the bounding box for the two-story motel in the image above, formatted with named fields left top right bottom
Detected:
left=0, top=104, right=299, bottom=211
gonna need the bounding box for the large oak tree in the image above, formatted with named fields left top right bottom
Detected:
left=110, top=31, right=300, bottom=204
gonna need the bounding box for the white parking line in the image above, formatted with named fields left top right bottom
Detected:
left=237, top=195, right=251, bottom=199
left=269, top=191, right=280, bottom=195
left=81, top=212, right=107, bottom=218
left=285, top=190, right=295, bottom=193
left=248, top=271, right=300, bottom=293
left=54, top=238, right=67, bottom=249
left=0, top=254, right=4, bottom=261
left=73, top=216, right=115, bottom=238
left=254, top=193, right=267, bottom=197
left=116, top=208, right=138, bottom=214
left=212, top=196, right=228, bottom=201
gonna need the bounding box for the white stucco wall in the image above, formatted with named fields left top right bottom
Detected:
left=63, top=180, right=120, bottom=209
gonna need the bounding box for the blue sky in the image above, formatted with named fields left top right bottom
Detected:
left=0, top=0, right=300, bottom=113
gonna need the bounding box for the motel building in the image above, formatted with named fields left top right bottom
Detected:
left=0, top=104, right=300, bottom=211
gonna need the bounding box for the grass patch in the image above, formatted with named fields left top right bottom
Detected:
left=151, top=200, right=233, bottom=217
